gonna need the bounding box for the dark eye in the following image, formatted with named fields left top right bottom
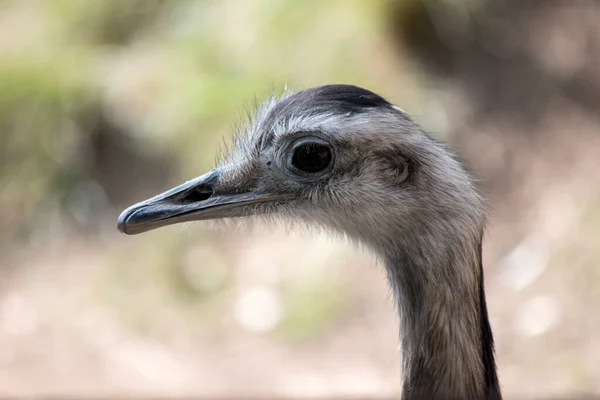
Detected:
left=291, top=142, right=332, bottom=173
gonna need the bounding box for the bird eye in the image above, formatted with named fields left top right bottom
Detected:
left=291, top=142, right=332, bottom=173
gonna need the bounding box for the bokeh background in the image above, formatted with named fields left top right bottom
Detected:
left=1, top=0, right=600, bottom=398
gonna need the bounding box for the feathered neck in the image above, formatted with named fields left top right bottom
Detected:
left=380, top=232, right=501, bottom=400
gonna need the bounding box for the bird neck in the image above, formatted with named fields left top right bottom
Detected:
left=382, top=236, right=501, bottom=400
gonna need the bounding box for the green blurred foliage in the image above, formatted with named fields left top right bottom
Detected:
left=278, top=279, right=348, bottom=342
left=1, top=0, right=412, bottom=243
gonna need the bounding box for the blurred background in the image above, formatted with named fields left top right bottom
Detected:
left=1, top=0, right=600, bottom=398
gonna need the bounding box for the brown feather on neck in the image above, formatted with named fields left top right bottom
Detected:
left=382, top=231, right=500, bottom=400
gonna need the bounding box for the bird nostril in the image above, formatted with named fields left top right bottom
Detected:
left=178, top=185, right=214, bottom=204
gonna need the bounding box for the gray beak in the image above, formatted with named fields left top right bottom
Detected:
left=117, top=169, right=284, bottom=235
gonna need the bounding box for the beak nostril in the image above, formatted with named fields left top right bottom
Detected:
left=178, top=185, right=214, bottom=204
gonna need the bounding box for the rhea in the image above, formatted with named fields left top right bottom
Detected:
left=117, top=85, right=501, bottom=400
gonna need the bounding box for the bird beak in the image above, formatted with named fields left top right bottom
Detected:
left=117, top=168, right=284, bottom=235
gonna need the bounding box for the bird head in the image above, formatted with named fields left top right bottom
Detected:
left=118, top=85, right=483, bottom=251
